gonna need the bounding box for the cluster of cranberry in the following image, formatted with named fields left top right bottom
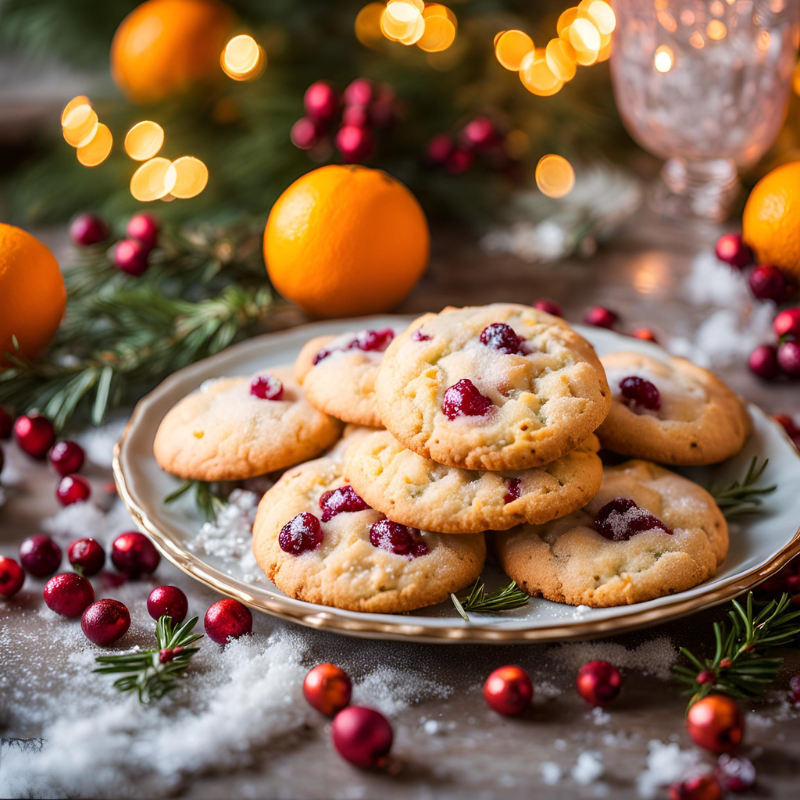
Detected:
left=70, top=211, right=160, bottom=277
left=291, top=79, right=399, bottom=164
left=534, top=297, right=658, bottom=344
left=425, top=116, right=521, bottom=176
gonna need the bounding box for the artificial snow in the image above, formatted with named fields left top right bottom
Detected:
left=571, top=751, right=605, bottom=784
left=635, top=740, right=706, bottom=798
left=540, top=761, right=563, bottom=785
left=682, top=251, right=750, bottom=308
left=75, top=418, right=128, bottom=468
left=548, top=636, right=678, bottom=681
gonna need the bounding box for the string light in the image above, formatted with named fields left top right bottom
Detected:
left=654, top=45, right=674, bottom=72
left=355, top=3, right=386, bottom=48
left=221, top=34, right=266, bottom=81
left=520, top=49, right=563, bottom=96
left=569, top=19, right=601, bottom=54
left=495, top=30, right=535, bottom=71
left=580, top=1, right=616, bottom=35
left=124, top=121, right=165, bottom=161
left=62, top=104, right=99, bottom=148
left=76, top=124, right=113, bottom=167
left=690, top=31, right=705, bottom=48
left=130, top=157, right=176, bottom=202
left=545, top=38, right=577, bottom=82
left=399, top=13, right=426, bottom=45
left=170, top=156, right=209, bottom=199
left=557, top=8, right=578, bottom=36
left=535, top=154, right=575, bottom=198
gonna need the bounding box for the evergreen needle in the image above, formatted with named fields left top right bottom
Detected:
left=164, top=479, right=228, bottom=522
left=708, top=456, right=777, bottom=517
left=451, top=578, right=529, bottom=622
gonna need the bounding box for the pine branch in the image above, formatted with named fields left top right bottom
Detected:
left=94, top=615, right=203, bottom=705
left=708, top=457, right=777, bottom=517
left=451, top=578, right=529, bottom=622
left=165, top=479, right=228, bottom=522
left=673, top=593, right=800, bottom=710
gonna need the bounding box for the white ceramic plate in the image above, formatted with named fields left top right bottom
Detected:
left=114, top=316, right=800, bottom=643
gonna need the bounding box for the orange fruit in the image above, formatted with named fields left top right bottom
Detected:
left=264, top=166, right=429, bottom=318
left=111, top=0, right=236, bottom=104
left=0, top=224, right=66, bottom=368
left=742, top=161, right=800, bottom=284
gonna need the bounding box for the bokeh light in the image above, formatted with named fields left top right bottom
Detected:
left=76, top=124, right=113, bottom=167
left=569, top=18, right=601, bottom=54
left=382, top=1, right=423, bottom=41
left=423, top=3, right=457, bottom=30
left=399, top=13, right=426, bottom=45
left=417, top=15, right=456, bottom=52
left=535, top=154, right=575, bottom=198
left=706, top=20, right=727, bottom=40
left=221, top=34, right=265, bottom=81
left=61, top=96, right=91, bottom=126
left=520, top=49, right=563, bottom=96
left=355, top=3, right=385, bottom=48
left=130, top=157, right=177, bottom=202
left=170, top=156, right=209, bottom=199
left=654, top=45, right=674, bottom=72
left=495, top=30, right=535, bottom=71
left=62, top=104, right=99, bottom=148
left=125, top=121, right=165, bottom=161
left=580, top=1, right=616, bottom=35
left=557, top=8, right=578, bottom=36
left=545, top=38, right=577, bottom=82
left=793, top=61, right=800, bottom=95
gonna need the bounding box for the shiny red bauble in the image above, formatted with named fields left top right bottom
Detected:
left=714, top=234, right=752, bottom=270
left=126, top=213, right=160, bottom=250
left=533, top=298, right=564, bottom=317
left=81, top=599, right=131, bottom=646
left=147, top=585, right=188, bottom=624
left=749, top=344, right=779, bottom=380
left=774, top=308, right=800, bottom=339
left=49, top=440, right=85, bottom=476
left=0, top=407, right=12, bottom=439
left=668, top=774, right=723, bottom=800
left=304, top=663, right=352, bottom=716
left=68, top=538, right=106, bottom=576
left=584, top=306, right=618, bottom=330
left=56, top=474, right=91, bottom=506
left=14, top=414, right=56, bottom=458
left=331, top=706, right=393, bottom=768
left=43, top=573, right=95, bottom=617
left=19, top=534, right=62, bottom=577
left=0, top=556, right=25, bottom=598
left=304, top=81, right=339, bottom=125
left=686, top=695, right=744, bottom=753
left=204, top=598, right=252, bottom=644
left=335, top=125, right=374, bottom=164
left=576, top=660, right=622, bottom=706
left=114, top=239, right=149, bottom=276
left=483, top=665, right=534, bottom=716
left=111, top=532, right=160, bottom=577
left=70, top=214, right=110, bottom=246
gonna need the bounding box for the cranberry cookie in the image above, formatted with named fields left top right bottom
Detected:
left=597, top=352, right=750, bottom=465
left=495, top=460, right=728, bottom=607
left=343, top=430, right=603, bottom=533
left=153, top=366, right=343, bottom=481
left=375, top=304, right=611, bottom=471
left=252, top=457, right=486, bottom=613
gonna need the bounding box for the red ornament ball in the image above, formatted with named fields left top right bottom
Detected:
left=111, top=532, right=160, bottom=577
left=304, top=663, right=352, bottom=716
left=43, top=573, right=95, bottom=617
left=686, top=695, right=744, bottom=753
left=290, top=117, right=322, bottom=150
left=748, top=264, right=786, bottom=301
left=204, top=598, right=252, bottom=644
left=49, top=440, right=86, bottom=476
left=576, top=660, right=622, bottom=706
left=584, top=306, right=618, bottom=329
left=335, top=125, right=374, bottom=163
left=777, top=340, right=800, bottom=378
left=774, top=308, right=800, bottom=339
left=114, top=239, right=149, bottom=276
left=70, top=214, right=110, bottom=247
left=305, top=81, right=339, bottom=124
left=68, top=538, right=106, bottom=577
left=331, top=706, right=393, bottom=768
left=533, top=298, right=564, bottom=317
left=715, top=754, right=756, bottom=793
left=81, top=598, right=131, bottom=646
left=14, top=414, right=56, bottom=458
left=668, top=774, right=723, bottom=800
left=19, top=534, right=62, bottom=577
left=127, top=213, right=160, bottom=250
left=749, top=344, right=779, bottom=380
left=0, top=407, right=12, bottom=439
left=483, top=665, right=534, bottom=716
left=0, top=556, right=25, bottom=598
left=632, top=327, right=659, bottom=343
left=715, top=234, right=752, bottom=269
left=56, top=474, right=91, bottom=506
left=148, top=584, right=188, bottom=624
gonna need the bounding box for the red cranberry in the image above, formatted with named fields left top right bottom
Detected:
left=788, top=674, right=800, bottom=705
left=49, top=440, right=85, bottom=476
left=584, top=306, right=618, bottom=329
left=749, top=344, right=779, bottom=380
left=290, top=117, right=322, bottom=150
left=412, top=327, right=431, bottom=342
left=774, top=308, right=800, bottom=339
left=279, top=512, right=323, bottom=555
left=0, top=407, right=12, bottom=439
left=696, top=670, right=716, bottom=685
left=484, top=665, right=534, bottom=716
left=594, top=497, right=672, bottom=541
left=56, top=474, right=91, bottom=506
left=533, top=299, right=563, bottom=317
left=369, top=519, right=428, bottom=557
left=250, top=373, right=284, bottom=401
left=715, top=233, right=752, bottom=269
left=81, top=599, right=130, bottom=646
left=126, top=212, right=160, bottom=250
left=43, top=573, right=94, bottom=617
left=444, top=147, right=474, bottom=174
left=480, top=323, right=526, bottom=355
left=632, top=327, right=658, bottom=343
left=305, top=81, right=340, bottom=124
left=111, top=531, right=160, bottom=577
left=669, top=774, right=724, bottom=800
left=14, top=414, right=56, bottom=458
left=576, top=660, right=622, bottom=706
left=462, top=117, right=499, bottom=150
left=331, top=706, right=393, bottom=768
left=70, top=214, right=110, bottom=246
left=442, top=379, right=493, bottom=420
left=748, top=264, right=786, bottom=301
left=716, top=754, right=756, bottom=793
left=0, top=557, right=24, bottom=598
left=147, top=584, right=188, bottom=624
left=336, top=125, right=374, bottom=163
left=159, top=646, right=185, bottom=664
left=426, top=134, right=454, bottom=166
left=319, top=485, right=370, bottom=522
left=304, top=663, right=352, bottom=716
left=354, top=328, right=394, bottom=352
left=114, top=239, right=149, bottom=276
left=204, top=598, right=252, bottom=644
left=343, top=78, right=374, bottom=107
left=777, top=341, right=800, bottom=378
left=68, top=538, right=105, bottom=576
left=19, top=534, right=62, bottom=577
left=504, top=478, right=522, bottom=504
left=619, top=376, right=661, bottom=411
left=313, top=348, right=333, bottom=365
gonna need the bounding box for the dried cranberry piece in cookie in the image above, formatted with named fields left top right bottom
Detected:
left=353, top=328, right=394, bottom=352
left=279, top=512, right=324, bottom=555
left=369, top=519, right=429, bottom=557
left=479, top=323, right=527, bottom=355
left=442, top=379, right=493, bottom=420
left=619, top=376, right=661, bottom=411
left=319, top=485, right=370, bottom=522
left=412, top=327, right=431, bottom=342
left=250, top=373, right=284, bottom=401
left=593, top=497, right=672, bottom=542
left=313, top=349, right=333, bottom=365
left=504, top=478, right=522, bottom=504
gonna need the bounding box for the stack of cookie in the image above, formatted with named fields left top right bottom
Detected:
left=153, top=303, right=751, bottom=615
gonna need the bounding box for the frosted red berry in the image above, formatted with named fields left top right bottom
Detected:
left=0, top=557, right=24, bottom=598
left=250, top=374, right=284, bottom=401
left=696, top=670, right=716, bottom=685
left=484, top=665, right=534, bottom=716
left=204, top=598, right=252, bottom=644
left=749, top=345, right=779, bottom=380
left=442, top=379, right=493, bottom=420
left=19, top=534, right=62, bottom=577
left=445, top=147, right=474, bottom=174
left=342, top=104, right=370, bottom=128
left=49, top=440, right=85, bottom=476
left=584, top=306, right=618, bottom=329
left=716, top=754, right=756, bottom=793
left=147, top=584, right=188, bottom=624
left=279, top=512, right=323, bottom=555
left=111, top=531, right=160, bottom=577
left=594, top=497, right=672, bottom=541
left=70, top=214, right=110, bottom=246
left=304, top=663, right=352, bottom=716
left=748, top=265, right=786, bottom=301
left=114, top=239, right=149, bottom=276
left=331, top=706, right=393, bottom=768
left=126, top=213, right=160, bottom=250
left=159, top=646, right=184, bottom=664
left=777, top=341, right=800, bottom=378
left=319, top=485, right=370, bottom=522
left=0, top=407, right=12, bottom=439
left=369, top=519, right=428, bottom=557
left=68, top=538, right=105, bottom=576
left=504, top=478, right=522, bottom=504
left=619, top=376, right=661, bottom=411
left=576, top=660, right=622, bottom=706
left=305, top=81, right=339, bottom=124
left=354, top=328, right=394, bottom=352
left=774, top=308, right=800, bottom=339
left=480, top=323, right=526, bottom=355
left=533, top=299, right=563, bottom=317
left=14, top=414, right=56, bottom=458
left=56, top=474, right=91, bottom=506
left=82, top=599, right=130, bottom=646
left=715, top=233, right=752, bottom=269
left=669, top=774, right=723, bottom=800
left=43, top=573, right=94, bottom=617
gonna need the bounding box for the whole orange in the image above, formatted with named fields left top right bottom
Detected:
left=264, top=166, right=429, bottom=318
left=0, top=224, right=66, bottom=368
left=742, top=161, right=800, bottom=283
left=111, top=0, right=236, bottom=104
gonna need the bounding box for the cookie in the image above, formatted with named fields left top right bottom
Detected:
left=252, top=457, right=486, bottom=613
left=596, top=352, right=750, bottom=465
left=495, top=460, right=728, bottom=607
left=343, top=430, right=603, bottom=533
left=153, top=366, right=343, bottom=481
left=295, top=327, right=398, bottom=426
left=375, top=303, right=611, bottom=471
left=325, top=423, right=382, bottom=461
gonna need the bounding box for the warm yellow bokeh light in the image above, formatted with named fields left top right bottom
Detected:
left=569, top=18, right=601, bottom=53
left=124, top=121, right=165, bottom=161
left=519, top=50, right=563, bottom=96
left=557, top=8, right=578, bottom=36
left=61, top=96, right=91, bottom=127
left=76, top=123, right=113, bottom=167
left=221, top=35, right=265, bottom=80
left=793, top=60, right=800, bottom=95
left=535, top=154, right=575, bottom=198
left=596, top=41, right=613, bottom=62
left=423, top=3, right=457, bottom=30
left=707, top=20, right=727, bottom=40
left=654, top=45, right=674, bottom=72
left=495, top=30, right=535, bottom=71
left=130, top=157, right=176, bottom=202
left=399, top=14, right=426, bottom=45
left=355, top=3, right=385, bottom=48
left=689, top=31, right=705, bottom=48
left=62, top=104, right=99, bottom=148
left=390, top=0, right=423, bottom=10
left=545, top=38, right=577, bottom=82
left=381, top=3, right=423, bottom=41
left=417, top=15, right=456, bottom=52
left=170, top=156, right=209, bottom=199
left=580, top=1, right=616, bottom=35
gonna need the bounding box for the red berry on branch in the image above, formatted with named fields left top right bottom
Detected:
left=425, top=134, right=454, bottom=166
left=14, top=414, right=56, bottom=458
left=111, top=532, right=160, bottom=577
left=0, top=407, right=12, bottom=439
left=19, top=534, right=62, bottom=577
left=304, top=663, right=353, bottom=716
left=0, top=556, right=25, bottom=598
left=70, top=214, right=110, bottom=247
left=576, top=660, right=622, bottom=705
left=331, top=706, right=393, bottom=768
left=696, top=670, right=716, bottom=685
left=343, top=78, right=374, bottom=108
left=715, top=754, right=756, bottom=793
left=114, top=239, right=149, bottom=276
left=444, top=147, right=474, bottom=175
left=462, top=116, right=499, bottom=150
left=43, top=573, right=94, bottom=617
left=147, top=585, right=188, bottom=624
left=56, top=474, right=91, bottom=506
left=342, top=104, right=370, bottom=128
left=290, top=117, right=322, bottom=150
left=49, top=440, right=85, bottom=476
left=533, top=299, right=563, bottom=317
left=774, top=308, right=800, bottom=339
left=81, top=599, right=131, bottom=646
left=686, top=695, right=744, bottom=753
left=204, top=598, right=252, bottom=644
left=126, top=213, right=160, bottom=250
left=443, top=379, right=493, bottom=420
left=336, top=125, right=374, bottom=163
left=483, top=665, right=534, bottom=715
left=748, top=264, right=786, bottom=301
left=777, top=340, right=800, bottom=378
left=68, top=538, right=106, bottom=576
left=250, top=373, right=284, bottom=401
left=305, top=81, right=339, bottom=124
left=584, top=306, right=618, bottom=329
left=632, top=327, right=659, bottom=343
left=715, top=234, right=752, bottom=269
left=748, top=344, right=779, bottom=380
left=668, top=774, right=723, bottom=800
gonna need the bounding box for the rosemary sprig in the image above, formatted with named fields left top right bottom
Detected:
left=165, top=479, right=228, bottom=522
left=674, top=593, right=800, bottom=711
left=94, top=615, right=203, bottom=705
left=708, top=456, right=777, bottom=517
left=450, top=578, right=529, bottom=622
